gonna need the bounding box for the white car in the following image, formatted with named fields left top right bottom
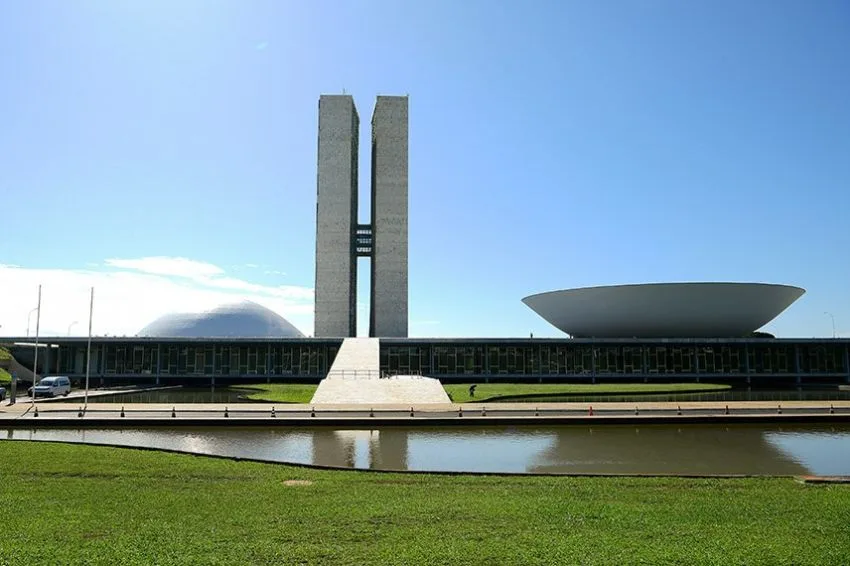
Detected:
left=28, top=376, right=71, bottom=398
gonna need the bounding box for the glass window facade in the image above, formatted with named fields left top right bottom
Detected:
left=381, top=341, right=850, bottom=382
left=41, top=339, right=850, bottom=384
left=55, top=341, right=339, bottom=378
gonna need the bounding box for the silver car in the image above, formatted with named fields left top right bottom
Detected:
left=28, top=376, right=71, bottom=398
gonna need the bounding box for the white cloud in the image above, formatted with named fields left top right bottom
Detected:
left=0, top=259, right=314, bottom=338
left=104, top=256, right=224, bottom=279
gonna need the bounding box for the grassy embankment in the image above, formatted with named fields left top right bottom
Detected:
left=0, top=442, right=847, bottom=565
left=0, top=346, right=12, bottom=385
left=444, top=382, right=731, bottom=403
left=236, top=382, right=730, bottom=404
left=239, top=383, right=318, bottom=404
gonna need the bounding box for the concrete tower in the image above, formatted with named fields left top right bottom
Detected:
left=369, top=96, right=409, bottom=337
left=313, top=94, right=408, bottom=338
left=314, top=95, right=359, bottom=337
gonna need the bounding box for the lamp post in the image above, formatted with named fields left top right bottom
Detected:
left=26, top=307, right=38, bottom=337
left=824, top=312, right=837, bottom=339
left=67, top=321, right=79, bottom=336
left=84, top=287, right=94, bottom=408
left=31, top=285, right=42, bottom=407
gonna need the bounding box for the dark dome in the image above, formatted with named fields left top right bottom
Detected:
left=138, top=301, right=304, bottom=338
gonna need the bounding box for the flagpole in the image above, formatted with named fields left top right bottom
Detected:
left=31, top=285, right=42, bottom=408
left=84, top=287, right=94, bottom=408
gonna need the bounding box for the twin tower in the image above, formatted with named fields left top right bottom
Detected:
left=314, top=95, right=409, bottom=338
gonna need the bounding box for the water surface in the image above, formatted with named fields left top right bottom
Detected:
left=5, top=423, right=849, bottom=476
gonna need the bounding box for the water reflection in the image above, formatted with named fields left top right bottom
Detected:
left=4, top=424, right=850, bottom=476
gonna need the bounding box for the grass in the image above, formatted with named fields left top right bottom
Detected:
left=444, top=382, right=732, bottom=403
left=0, top=346, right=13, bottom=385
left=0, top=442, right=848, bottom=565
left=237, top=383, right=318, bottom=404
left=238, top=382, right=731, bottom=404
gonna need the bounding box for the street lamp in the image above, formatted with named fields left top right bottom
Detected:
left=824, top=312, right=837, bottom=339
left=26, top=307, right=38, bottom=337
left=67, top=321, right=79, bottom=336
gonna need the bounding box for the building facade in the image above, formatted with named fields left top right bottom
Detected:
left=370, top=96, right=409, bottom=337
left=314, top=95, right=359, bottom=338
left=314, top=94, right=409, bottom=338
left=10, top=337, right=850, bottom=387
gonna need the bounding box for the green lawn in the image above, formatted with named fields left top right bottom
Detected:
left=0, top=442, right=848, bottom=565
left=238, top=382, right=731, bottom=404
left=444, top=382, right=731, bottom=403
left=1, top=346, right=13, bottom=385
left=238, top=383, right=318, bottom=404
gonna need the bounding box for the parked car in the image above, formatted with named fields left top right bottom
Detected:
left=27, top=376, right=71, bottom=398
left=0, top=386, right=5, bottom=401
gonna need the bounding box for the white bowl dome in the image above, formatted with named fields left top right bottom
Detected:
left=522, top=283, right=805, bottom=338
left=138, top=301, right=304, bottom=338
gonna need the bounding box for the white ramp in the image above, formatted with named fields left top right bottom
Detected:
left=322, top=337, right=381, bottom=378
left=310, top=338, right=450, bottom=405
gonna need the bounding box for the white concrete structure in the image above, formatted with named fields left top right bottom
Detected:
left=315, top=95, right=359, bottom=338
left=310, top=337, right=450, bottom=404
left=310, top=375, right=451, bottom=405
left=369, top=96, right=409, bottom=337
left=139, top=301, right=303, bottom=338
left=313, top=94, right=409, bottom=338
left=522, top=283, right=805, bottom=338
left=324, top=337, right=381, bottom=377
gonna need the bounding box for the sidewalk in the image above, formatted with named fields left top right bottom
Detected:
left=2, top=400, right=849, bottom=426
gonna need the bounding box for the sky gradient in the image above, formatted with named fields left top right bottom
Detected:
left=1, top=0, right=848, bottom=338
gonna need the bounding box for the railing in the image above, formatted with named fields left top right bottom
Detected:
left=12, top=402, right=849, bottom=422
left=325, top=369, right=425, bottom=380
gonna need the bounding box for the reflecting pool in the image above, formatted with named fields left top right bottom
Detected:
left=4, top=423, right=849, bottom=476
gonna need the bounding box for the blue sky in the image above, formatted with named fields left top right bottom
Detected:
left=1, top=0, right=848, bottom=338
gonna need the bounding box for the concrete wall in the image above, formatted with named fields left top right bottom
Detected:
left=369, top=96, right=409, bottom=337
left=315, top=95, right=359, bottom=337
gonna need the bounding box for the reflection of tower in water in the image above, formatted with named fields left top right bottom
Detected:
left=368, top=428, right=408, bottom=471
left=312, top=430, right=357, bottom=468
left=310, top=429, right=409, bottom=471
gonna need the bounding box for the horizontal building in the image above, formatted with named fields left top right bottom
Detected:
left=4, top=337, right=850, bottom=387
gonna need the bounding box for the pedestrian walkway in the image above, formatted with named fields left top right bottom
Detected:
left=1, top=400, right=848, bottom=425
left=310, top=338, right=451, bottom=404
left=323, top=337, right=381, bottom=379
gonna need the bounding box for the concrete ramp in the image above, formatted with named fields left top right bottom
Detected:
left=323, top=337, right=381, bottom=378
left=310, top=338, right=450, bottom=405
